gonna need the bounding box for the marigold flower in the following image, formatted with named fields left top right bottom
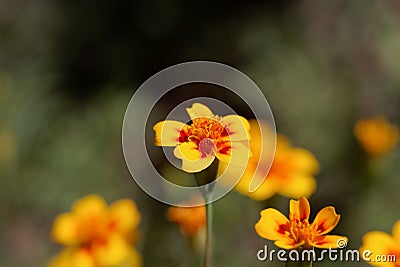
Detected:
left=49, top=195, right=142, bottom=267
left=360, top=220, right=400, bottom=266
left=354, top=116, right=399, bottom=156
left=153, top=103, right=251, bottom=173
left=220, top=120, right=318, bottom=200
left=167, top=203, right=206, bottom=237
left=255, top=197, right=347, bottom=249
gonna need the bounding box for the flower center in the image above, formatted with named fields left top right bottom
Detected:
left=199, top=138, right=217, bottom=156
left=289, top=217, right=316, bottom=248
left=186, top=117, right=228, bottom=145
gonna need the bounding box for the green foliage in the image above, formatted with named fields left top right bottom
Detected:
left=1, top=1, right=400, bottom=266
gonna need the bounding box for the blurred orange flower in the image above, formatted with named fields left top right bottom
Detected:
left=220, top=120, right=318, bottom=200
left=360, top=220, right=400, bottom=266
left=255, top=197, right=347, bottom=249
left=354, top=116, right=399, bottom=156
left=167, top=202, right=206, bottom=237
left=153, top=103, right=251, bottom=173
left=49, top=195, right=142, bottom=267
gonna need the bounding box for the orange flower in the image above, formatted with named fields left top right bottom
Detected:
left=220, top=120, right=318, bottom=200
left=167, top=204, right=206, bottom=237
left=153, top=103, right=251, bottom=173
left=49, top=195, right=142, bottom=267
left=255, top=197, right=347, bottom=249
left=354, top=116, right=399, bottom=156
left=360, top=220, right=400, bottom=266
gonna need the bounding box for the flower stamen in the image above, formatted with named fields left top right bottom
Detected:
left=199, top=138, right=217, bottom=157
left=185, top=117, right=227, bottom=145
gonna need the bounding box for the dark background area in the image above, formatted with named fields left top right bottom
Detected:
left=1, top=0, right=400, bottom=266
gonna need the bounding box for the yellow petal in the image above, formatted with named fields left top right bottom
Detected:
left=217, top=160, right=276, bottom=200
left=354, top=116, right=399, bottom=156
left=181, top=155, right=215, bottom=173
left=392, top=220, right=400, bottom=244
left=361, top=231, right=398, bottom=255
left=217, top=160, right=229, bottom=177
left=249, top=176, right=278, bottom=201
left=167, top=204, right=206, bottom=236
left=123, top=248, right=143, bottom=267
left=51, top=213, right=79, bottom=245
left=72, top=250, right=97, bottom=267
left=220, top=115, right=250, bottom=141
left=94, top=234, right=129, bottom=266
left=48, top=248, right=96, bottom=267
left=186, top=103, right=214, bottom=120
left=109, top=199, right=141, bottom=235
left=216, top=160, right=248, bottom=192
left=289, top=197, right=310, bottom=221
left=274, top=239, right=304, bottom=250
left=276, top=134, right=291, bottom=149
left=255, top=208, right=290, bottom=241
left=272, top=140, right=319, bottom=178
left=247, top=119, right=275, bottom=162
left=312, top=235, right=347, bottom=249
left=153, top=120, right=186, bottom=146
left=264, top=133, right=318, bottom=199
left=312, top=206, right=340, bottom=235
left=48, top=251, right=68, bottom=267
left=174, top=144, right=215, bottom=173
left=216, top=141, right=251, bottom=167
left=360, top=231, right=399, bottom=267
left=248, top=120, right=262, bottom=158
left=72, top=195, right=108, bottom=219
left=277, top=175, right=316, bottom=199
left=234, top=163, right=278, bottom=200
left=246, top=120, right=276, bottom=193
left=289, top=148, right=319, bottom=174
left=174, top=142, right=201, bottom=161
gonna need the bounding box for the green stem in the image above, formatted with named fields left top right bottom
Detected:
left=193, top=161, right=218, bottom=267
left=285, top=260, right=312, bottom=267
left=203, top=192, right=213, bottom=267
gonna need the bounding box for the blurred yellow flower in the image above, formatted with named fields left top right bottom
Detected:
left=220, top=120, right=318, bottom=200
left=153, top=103, right=251, bottom=173
left=354, top=116, right=399, bottom=156
left=255, top=197, right=347, bottom=249
left=49, top=195, right=142, bottom=267
left=360, top=220, right=400, bottom=266
left=167, top=201, right=206, bottom=237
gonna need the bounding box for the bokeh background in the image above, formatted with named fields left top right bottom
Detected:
left=1, top=0, right=400, bottom=266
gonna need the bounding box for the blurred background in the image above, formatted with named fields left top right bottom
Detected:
left=1, top=0, right=400, bottom=266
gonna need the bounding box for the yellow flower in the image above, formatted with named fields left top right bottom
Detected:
left=49, top=195, right=142, bottom=267
left=153, top=103, right=251, bottom=173
left=255, top=197, right=347, bottom=249
left=167, top=202, right=206, bottom=237
left=360, top=220, right=400, bottom=266
left=354, top=116, right=399, bottom=156
left=220, top=120, right=318, bottom=200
